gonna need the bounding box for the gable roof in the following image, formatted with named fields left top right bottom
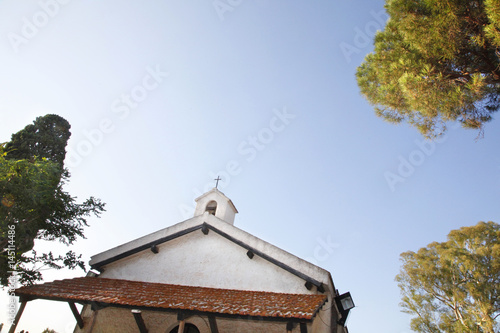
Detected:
left=15, top=277, right=327, bottom=321
left=89, top=214, right=334, bottom=293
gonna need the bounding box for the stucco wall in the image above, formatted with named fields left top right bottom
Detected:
left=100, top=228, right=314, bottom=294
left=91, top=214, right=331, bottom=288
left=83, top=213, right=338, bottom=332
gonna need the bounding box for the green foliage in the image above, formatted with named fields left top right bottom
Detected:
left=356, top=0, right=500, bottom=138
left=396, top=221, right=500, bottom=333
left=0, top=115, right=105, bottom=286
left=5, top=114, right=71, bottom=168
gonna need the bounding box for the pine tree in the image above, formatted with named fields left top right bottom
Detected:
left=356, top=0, right=500, bottom=138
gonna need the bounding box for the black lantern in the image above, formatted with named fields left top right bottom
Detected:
left=335, top=292, right=354, bottom=326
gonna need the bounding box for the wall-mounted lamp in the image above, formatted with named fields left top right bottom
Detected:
left=335, top=292, right=354, bottom=326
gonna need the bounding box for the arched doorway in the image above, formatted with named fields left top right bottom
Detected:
left=168, top=323, right=200, bottom=333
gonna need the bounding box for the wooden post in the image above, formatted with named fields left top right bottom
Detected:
left=8, top=301, right=27, bottom=333
left=177, top=320, right=185, bottom=333
left=176, top=312, right=190, bottom=333
left=69, top=302, right=84, bottom=329
left=208, top=315, right=219, bottom=333
left=300, top=322, right=308, bottom=333
left=132, top=310, right=148, bottom=333
left=286, top=322, right=294, bottom=333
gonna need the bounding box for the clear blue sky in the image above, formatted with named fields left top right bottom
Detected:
left=1, top=1, right=499, bottom=332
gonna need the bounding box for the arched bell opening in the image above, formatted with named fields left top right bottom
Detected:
left=205, top=200, right=217, bottom=215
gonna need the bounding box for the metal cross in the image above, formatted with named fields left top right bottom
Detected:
left=214, top=176, right=221, bottom=189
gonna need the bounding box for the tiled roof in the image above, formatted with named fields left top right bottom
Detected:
left=15, top=277, right=327, bottom=320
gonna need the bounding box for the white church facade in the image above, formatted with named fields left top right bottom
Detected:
left=12, top=188, right=354, bottom=333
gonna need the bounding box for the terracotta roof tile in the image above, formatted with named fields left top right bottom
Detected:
left=15, top=277, right=327, bottom=320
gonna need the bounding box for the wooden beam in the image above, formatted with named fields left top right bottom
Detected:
left=8, top=301, right=27, bottom=333
left=300, top=322, right=308, bottom=333
left=68, top=302, right=84, bottom=329
left=286, top=321, right=295, bottom=333
left=208, top=315, right=219, bottom=333
left=90, top=301, right=106, bottom=311
left=91, top=224, right=204, bottom=270
left=132, top=309, right=148, bottom=333
left=246, top=250, right=254, bottom=259
left=91, top=222, right=325, bottom=292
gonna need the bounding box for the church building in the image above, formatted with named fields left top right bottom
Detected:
left=12, top=188, right=354, bottom=333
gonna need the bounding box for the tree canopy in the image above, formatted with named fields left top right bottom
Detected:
left=356, top=0, right=500, bottom=138
left=396, top=221, right=500, bottom=333
left=4, top=114, right=71, bottom=167
left=0, top=115, right=105, bottom=286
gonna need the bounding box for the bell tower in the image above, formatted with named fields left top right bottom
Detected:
left=194, top=188, right=238, bottom=224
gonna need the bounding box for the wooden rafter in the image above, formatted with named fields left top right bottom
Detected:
left=8, top=301, right=27, bottom=333
left=69, top=302, right=84, bottom=329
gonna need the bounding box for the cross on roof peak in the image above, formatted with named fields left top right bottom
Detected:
left=214, top=176, right=222, bottom=189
